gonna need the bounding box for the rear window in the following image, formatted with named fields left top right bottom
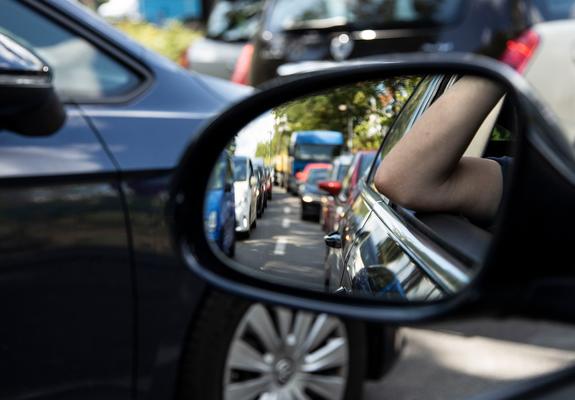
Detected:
left=267, top=0, right=465, bottom=32
left=532, top=0, right=575, bottom=21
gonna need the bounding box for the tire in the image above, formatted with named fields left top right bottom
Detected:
left=177, top=291, right=365, bottom=400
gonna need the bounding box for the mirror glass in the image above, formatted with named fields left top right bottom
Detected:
left=204, top=74, right=513, bottom=303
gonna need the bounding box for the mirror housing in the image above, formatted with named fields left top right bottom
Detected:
left=0, top=33, right=65, bottom=136
left=318, top=180, right=343, bottom=196
left=173, top=54, right=575, bottom=324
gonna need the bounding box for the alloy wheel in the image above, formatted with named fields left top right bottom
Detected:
left=224, top=303, right=349, bottom=400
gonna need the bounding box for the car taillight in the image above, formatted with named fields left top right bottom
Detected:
left=179, top=49, right=190, bottom=69
left=499, top=30, right=540, bottom=74
left=231, top=43, right=254, bottom=85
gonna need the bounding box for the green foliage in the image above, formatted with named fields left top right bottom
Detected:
left=114, top=20, right=201, bottom=62
left=271, top=77, right=421, bottom=153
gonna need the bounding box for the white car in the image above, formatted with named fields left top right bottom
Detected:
left=233, top=156, right=258, bottom=236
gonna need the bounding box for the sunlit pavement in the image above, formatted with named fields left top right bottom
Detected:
left=235, top=186, right=326, bottom=291
left=365, top=318, right=575, bottom=399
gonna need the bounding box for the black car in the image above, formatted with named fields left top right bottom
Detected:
left=249, top=0, right=571, bottom=85
left=300, top=167, right=331, bottom=221
left=183, top=0, right=263, bottom=80
left=0, top=1, right=383, bottom=399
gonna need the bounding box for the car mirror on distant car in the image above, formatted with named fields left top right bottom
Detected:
left=174, top=55, right=575, bottom=325
left=318, top=180, right=342, bottom=196
left=0, top=33, right=65, bottom=136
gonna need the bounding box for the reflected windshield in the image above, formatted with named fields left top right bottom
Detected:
left=234, top=158, right=248, bottom=181
left=295, top=144, right=340, bottom=161
left=308, top=168, right=330, bottom=184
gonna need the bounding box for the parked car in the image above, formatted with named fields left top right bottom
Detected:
left=254, top=162, right=267, bottom=216
left=0, top=2, right=366, bottom=400
left=204, top=152, right=236, bottom=257
left=249, top=0, right=573, bottom=85
left=233, top=155, right=258, bottom=234
left=319, top=153, right=353, bottom=232
left=181, top=0, right=262, bottom=80
left=300, top=166, right=331, bottom=221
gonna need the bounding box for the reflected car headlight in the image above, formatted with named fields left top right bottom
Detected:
left=207, top=211, right=218, bottom=232
left=302, top=195, right=313, bottom=203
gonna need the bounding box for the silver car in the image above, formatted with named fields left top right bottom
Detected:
left=233, top=156, right=258, bottom=236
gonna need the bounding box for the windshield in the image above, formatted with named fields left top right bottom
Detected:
left=359, top=153, right=376, bottom=177
left=335, top=162, right=350, bottom=181
left=207, top=0, right=262, bottom=41
left=234, top=158, right=248, bottom=181
left=208, top=159, right=226, bottom=190
left=307, top=168, right=330, bottom=184
left=267, top=0, right=464, bottom=32
left=295, top=144, right=341, bottom=161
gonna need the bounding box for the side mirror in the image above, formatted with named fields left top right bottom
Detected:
left=174, top=54, right=575, bottom=326
left=0, top=34, right=65, bottom=136
left=295, top=171, right=304, bottom=181
left=318, top=180, right=343, bottom=196
left=249, top=176, right=257, bottom=187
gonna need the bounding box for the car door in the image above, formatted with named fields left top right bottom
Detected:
left=0, top=2, right=134, bottom=398
left=340, top=74, right=447, bottom=294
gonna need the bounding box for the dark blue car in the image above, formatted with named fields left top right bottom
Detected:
left=205, top=152, right=236, bottom=257
left=0, top=1, right=401, bottom=399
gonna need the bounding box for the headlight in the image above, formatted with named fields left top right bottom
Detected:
left=207, top=211, right=218, bottom=232
left=302, top=195, right=314, bottom=203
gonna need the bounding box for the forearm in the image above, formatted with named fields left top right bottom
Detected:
left=375, top=76, right=504, bottom=204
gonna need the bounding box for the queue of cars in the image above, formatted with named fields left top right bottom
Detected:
left=209, top=155, right=273, bottom=246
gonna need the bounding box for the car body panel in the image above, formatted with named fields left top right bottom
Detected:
left=0, top=1, right=248, bottom=399
left=250, top=0, right=546, bottom=85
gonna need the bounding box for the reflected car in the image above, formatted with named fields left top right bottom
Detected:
left=205, top=153, right=236, bottom=257
left=321, top=151, right=376, bottom=233
left=233, top=156, right=258, bottom=235
left=295, top=162, right=332, bottom=195
left=318, top=154, right=352, bottom=232
left=300, top=167, right=331, bottom=221
left=254, top=163, right=267, bottom=216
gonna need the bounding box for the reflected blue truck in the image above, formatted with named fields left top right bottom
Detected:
left=286, top=130, right=344, bottom=194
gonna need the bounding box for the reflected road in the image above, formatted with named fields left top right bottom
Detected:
left=235, top=187, right=326, bottom=291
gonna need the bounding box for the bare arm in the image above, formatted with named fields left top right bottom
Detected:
left=374, top=76, right=506, bottom=223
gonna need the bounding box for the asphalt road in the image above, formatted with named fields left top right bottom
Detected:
left=235, top=186, right=326, bottom=291
left=365, top=318, right=575, bottom=399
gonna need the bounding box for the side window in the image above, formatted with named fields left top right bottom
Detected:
left=0, top=0, right=142, bottom=101
left=368, top=75, right=441, bottom=188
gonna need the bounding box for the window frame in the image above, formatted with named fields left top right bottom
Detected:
left=15, top=0, right=153, bottom=105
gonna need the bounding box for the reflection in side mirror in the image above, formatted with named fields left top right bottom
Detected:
left=318, top=180, right=342, bottom=196
left=203, top=73, right=513, bottom=304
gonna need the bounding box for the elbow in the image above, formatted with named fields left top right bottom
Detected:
left=374, top=168, right=424, bottom=210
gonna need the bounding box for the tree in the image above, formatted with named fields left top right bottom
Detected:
left=270, top=76, right=421, bottom=153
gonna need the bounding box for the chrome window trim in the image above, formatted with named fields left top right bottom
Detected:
left=360, top=180, right=471, bottom=294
